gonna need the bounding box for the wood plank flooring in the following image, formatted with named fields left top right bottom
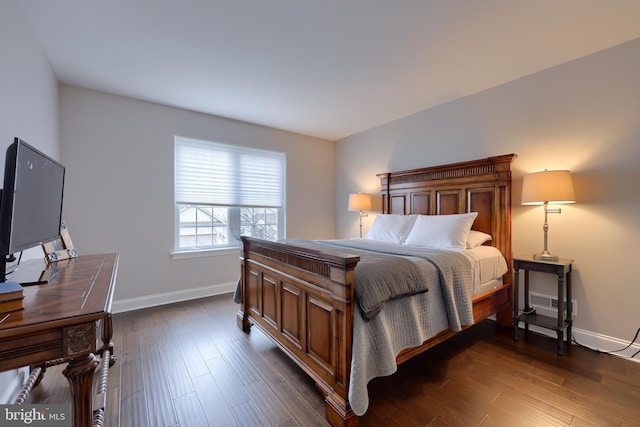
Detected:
left=23, top=293, right=640, bottom=426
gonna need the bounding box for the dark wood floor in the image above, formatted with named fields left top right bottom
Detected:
left=25, top=293, right=640, bottom=426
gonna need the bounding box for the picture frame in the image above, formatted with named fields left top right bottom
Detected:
left=42, top=221, right=77, bottom=263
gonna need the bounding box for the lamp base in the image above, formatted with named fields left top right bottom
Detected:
left=534, top=252, right=559, bottom=262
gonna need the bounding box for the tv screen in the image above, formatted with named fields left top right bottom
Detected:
left=0, top=138, right=65, bottom=281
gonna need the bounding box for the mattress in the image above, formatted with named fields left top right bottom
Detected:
left=466, top=245, right=508, bottom=295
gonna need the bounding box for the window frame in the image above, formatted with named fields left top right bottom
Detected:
left=173, top=136, right=286, bottom=254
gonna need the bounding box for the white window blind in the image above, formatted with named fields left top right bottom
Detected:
left=175, top=137, right=285, bottom=208
left=174, top=136, right=286, bottom=252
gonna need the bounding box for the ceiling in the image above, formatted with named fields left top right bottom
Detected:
left=19, top=1, right=640, bottom=141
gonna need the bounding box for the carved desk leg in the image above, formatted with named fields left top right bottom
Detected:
left=63, top=353, right=99, bottom=427
left=101, top=315, right=117, bottom=367
left=30, top=364, right=47, bottom=388
left=93, top=348, right=111, bottom=427
left=63, top=323, right=99, bottom=427
left=14, top=366, right=44, bottom=404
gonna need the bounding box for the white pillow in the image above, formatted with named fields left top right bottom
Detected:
left=466, top=230, right=492, bottom=249
left=404, top=212, right=478, bottom=250
left=364, top=214, right=416, bottom=244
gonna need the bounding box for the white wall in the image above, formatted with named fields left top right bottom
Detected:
left=0, top=2, right=59, bottom=159
left=336, top=38, right=640, bottom=355
left=0, top=0, right=60, bottom=404
left=59, top=86, right=335, bottom=309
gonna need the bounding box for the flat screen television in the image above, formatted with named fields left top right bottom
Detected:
left=0, top=138, right=65, bottom=282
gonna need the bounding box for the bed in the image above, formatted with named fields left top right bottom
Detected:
left=236, top=154, right=516, bottom=426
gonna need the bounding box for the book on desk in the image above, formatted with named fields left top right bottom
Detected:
left=0, top=280, right=24, bottom=313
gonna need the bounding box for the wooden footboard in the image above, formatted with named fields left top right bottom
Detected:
left=237, top=236, right=361, bottom=426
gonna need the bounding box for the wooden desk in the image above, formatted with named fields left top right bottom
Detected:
left=0, top=253, right=118, bottom=427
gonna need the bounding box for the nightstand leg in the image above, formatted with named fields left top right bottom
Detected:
left=557, top=330, right=564, bottom=355
left=566, top=268, right=572, bottom=345
left=557, top=272, right=565, bottom=355
left=524, top=270, right=530, bottom=334
left=513, top=266, right=520, bottom=340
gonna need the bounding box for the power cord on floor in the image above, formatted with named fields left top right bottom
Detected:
left=571, top=326, right=640, bottom=359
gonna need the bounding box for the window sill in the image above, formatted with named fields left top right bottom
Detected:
left=170, top=247, right=240, bottom=260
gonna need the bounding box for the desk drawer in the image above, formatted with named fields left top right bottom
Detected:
left=0, top=330, right=63, bottom=371
left=0, top=322, right=97, bottom=371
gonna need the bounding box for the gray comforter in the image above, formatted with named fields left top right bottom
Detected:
left=315, top=239, right=473, bottom=323
left=289, top=239, right=443, bottom=320
left=315, top=239, right=475, bottom=416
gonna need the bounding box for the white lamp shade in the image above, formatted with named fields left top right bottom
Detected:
left=522, top=170, right=575, bottom=205
left=348, top=193, right=372, bottom=211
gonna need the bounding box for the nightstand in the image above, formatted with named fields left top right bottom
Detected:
left=512, top=255, right=574, bottom=354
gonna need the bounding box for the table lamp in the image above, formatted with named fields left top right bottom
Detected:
left=348, top=193, right=371, bottom=238
left=521, top=170, right=575, bottom=261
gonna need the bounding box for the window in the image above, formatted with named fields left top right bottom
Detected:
left=174, top=136, right=285, bottom=252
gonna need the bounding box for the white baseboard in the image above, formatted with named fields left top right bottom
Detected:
left=112, top=281, right=236, bottom=313
left=521, top=324, right=640, bottom=363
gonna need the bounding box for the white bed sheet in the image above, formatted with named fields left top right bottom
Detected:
left=465, top=245, right=508, bottom=294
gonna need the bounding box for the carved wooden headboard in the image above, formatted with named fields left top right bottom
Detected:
left=377, top=154, right=516, bottom=283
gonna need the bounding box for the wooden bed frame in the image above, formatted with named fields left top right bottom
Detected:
left=237, top=154, right=516, bottom=426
